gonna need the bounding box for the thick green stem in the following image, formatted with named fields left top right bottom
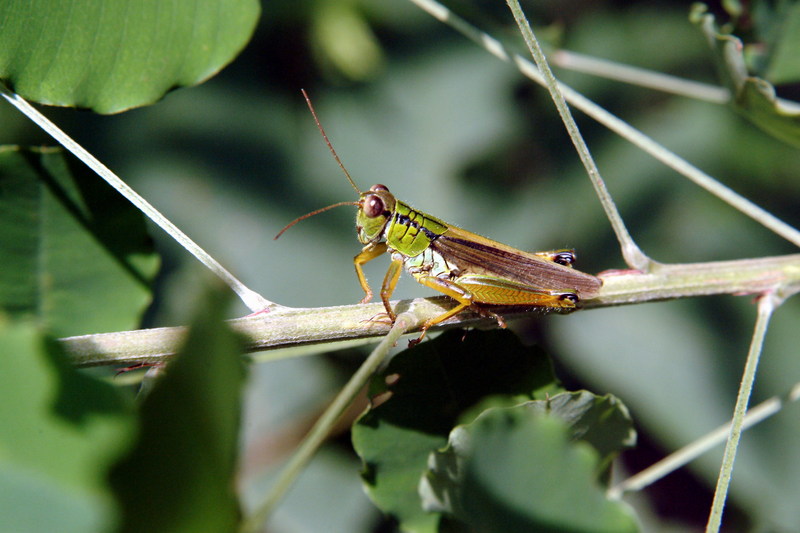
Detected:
left=61, top=254, right=800, bottom=367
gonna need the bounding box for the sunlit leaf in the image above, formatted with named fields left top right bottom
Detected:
left=0, top=0, right=260, bottom=113
left=421, top=408, right=638, bottom=533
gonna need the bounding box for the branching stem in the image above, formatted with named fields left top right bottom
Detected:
left=60, top=254, right=800, bottom=367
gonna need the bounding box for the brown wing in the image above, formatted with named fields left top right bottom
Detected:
left=430, top=226, right=602, bottom=298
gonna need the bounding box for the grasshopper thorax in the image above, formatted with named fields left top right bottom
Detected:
left=356, top=184, right=396, bottom=244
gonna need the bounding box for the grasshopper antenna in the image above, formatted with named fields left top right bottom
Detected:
left=274, top=201, right=359, bottom=240
left=274, top=90, right=364, bottom=240
left=301, top=89, right=361, bottom=195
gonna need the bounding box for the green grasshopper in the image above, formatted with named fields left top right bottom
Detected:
left=276, top=90, right=602, bottom=345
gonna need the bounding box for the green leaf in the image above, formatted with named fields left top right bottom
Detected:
left=0, top=146, right=158, bottom=337
left=422, top=408, right=639, bottom=533
left=519, top=391, right=636, bottom=475
left=310, top=2, right=384, bottom=82
left=691, top=4, right=800, bottom=147
left=748, top=1, right=800, bottom=84
left=0, top=0, right=260, bottom=113
left=351, top=329, right=562, bottom=533
left=109, top=286, right=246, bottom=533
left=0, top=320, right=135, bottom=533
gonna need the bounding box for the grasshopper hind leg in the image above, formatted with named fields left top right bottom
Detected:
left=407, top=275, right=475, bottom=346
left=408, top=273, right=582, bottom=346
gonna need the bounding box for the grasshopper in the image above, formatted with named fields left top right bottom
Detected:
left=276, top=90, right=602, bottom=345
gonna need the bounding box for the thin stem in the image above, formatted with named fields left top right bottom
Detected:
left=240, top=312, right=418, bottom=533
left=506, top=0, right=648, bottom=270
left=550, top=49, right=731, bottom=105
left=0, top=84, right=274, bottom=313
left=409, top=0, right=800, bottom=249
left=608, top=381, right=800, bottom=499
left=706, top=293, right=780, bottom=532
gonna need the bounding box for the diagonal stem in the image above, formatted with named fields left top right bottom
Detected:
left=705, top=292, right=780, bottom=532
left=608, top=381, right=800, bottom=499
left=240, top=312, right=418, bottom=533
left=505, top=0, right=649, bottom=270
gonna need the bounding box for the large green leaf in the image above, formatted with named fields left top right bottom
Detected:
left=421, top=408, right=639, bottom=533
left=515, top=391, right=636, bottom=475
left=691, top=4, right=800, bottom=147
left=351, top=329, right=562, bottom=533
left=0, top=147, right=158, bottom=337
left=0, top=320, right=135, bottom=533
left=109, top=287, right=246, bottom=533
left=0, top=0, right=260, bottom=113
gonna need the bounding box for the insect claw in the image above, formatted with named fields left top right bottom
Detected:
left=115, top=362, right=165, bottom=376
left=245, top=307, right=271, bottom=317
left=361, top=312, right=394, bottom=326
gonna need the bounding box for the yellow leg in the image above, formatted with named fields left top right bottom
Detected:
left=409, top=275, right=475, bottom=346
left=379, top=257, right=404, bottom=322
left=409, top=273, right=578, bottom=346
left=353, top=242, right=388, bottom=304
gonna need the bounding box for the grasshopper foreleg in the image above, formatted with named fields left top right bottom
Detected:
left=379, top=256, right=403, bottom=322
left=354, top=242, right=388, bottom=304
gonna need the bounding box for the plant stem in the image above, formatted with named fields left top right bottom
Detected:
left=409, top=0, right=800, bottom=249
left=549, top=49, right=731, bottom=104
left=59, top=254, right=800, bottom=367
left=706, top=293, right=779, bottom=532
left=505, top=0, right=649, bottom=270
left=608, top=381, right=800, bottom=499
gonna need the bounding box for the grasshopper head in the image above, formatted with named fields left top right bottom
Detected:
left=356, top=184, right=396, bottom=244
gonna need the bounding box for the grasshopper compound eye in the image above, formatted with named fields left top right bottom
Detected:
left=370, top=184, right=390, bottom=192
left=363, top=194, right=385, bottom=218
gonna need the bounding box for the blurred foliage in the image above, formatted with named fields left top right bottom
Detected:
left=423, top=401, right=637, bottom=533
left=110, top=288, right=246, bottom=533
left=2, top=0, right=800, bottom=532
left=691, top=4, right=800, bottom=147
left=0, top=147, right=158, bottom=336
left=0, top=322, right=135, bottom=533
